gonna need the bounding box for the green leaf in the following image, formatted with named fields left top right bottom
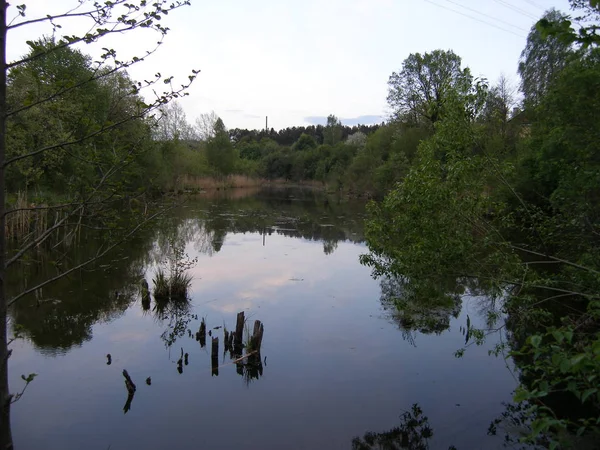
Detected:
left=514, top=388, right=531, bottom=402
left=581, top=388, right=597, bottom=403
left=570, top=353, right=586, bottom=367
left=552, top=330, right=564, bottom=343
left=531, top=419, right=547, bottom=437
left=564, top=330, right=573, bottom=344
left=530, top=335, right=542, bottom=348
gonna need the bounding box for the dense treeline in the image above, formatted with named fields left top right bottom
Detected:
left=229, top=122, right=380, bottom=147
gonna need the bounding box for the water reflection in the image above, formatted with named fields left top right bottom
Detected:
left=352, top=404, right=458, bottom=450
left=8, top=187, right=519, bottom=450
left=379, top=276, right=463, bottom=340
left=379, top=275, right=503, bottom=346
left=9, top=187, right=363, bottom=354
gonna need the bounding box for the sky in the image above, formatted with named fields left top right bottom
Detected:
left=6, top=0, right=573, bottom=131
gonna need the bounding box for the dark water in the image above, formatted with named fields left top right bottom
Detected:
left=8, top=187, right=518, bottom=450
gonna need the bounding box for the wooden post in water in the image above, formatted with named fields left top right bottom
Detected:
left=250, top=320, right=264, bottom=352
left=122, top=369, right=136, bottom=394
left=198, top=319, right=206, bottom=348
left=211, top=337, right=219, bottom=376
left=122, top=369, right=136, bottom=414
left=141, top=279, right=150, bottom=310
left=234, top=311, right=244, bottom=355
left=224, top=330, right=230, bottom=352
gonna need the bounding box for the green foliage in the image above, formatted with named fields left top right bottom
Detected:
left=519, top=9, right=575, bottom=106
left=361, top=90, right=512, bottom=281
left=387, top=49, right=472, bottom=125
left=537, top=1, right=600, bottom=48
left=293, top=133, right=318, bottom=151
left=206, top=117, right=237, bottom=176
left=323, top=114, right=343, bottom=146
left=362, top=42, right=600, bottom=447
left=153, top=231, right=197, bottom=303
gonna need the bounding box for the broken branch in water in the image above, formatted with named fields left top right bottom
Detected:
left=122, top=369, right=136, bottom=394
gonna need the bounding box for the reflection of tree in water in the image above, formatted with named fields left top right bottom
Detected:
left=177, top=187, right=366, bottom=256
left=352, top=403, right=457, bottom=450
left=380, top=276, right=462, bottom=339
left=9, top=187, right=366, bottom=355
left=153, top=297, right=195, bottom=349
left=8, top=232, right=152, bottom=353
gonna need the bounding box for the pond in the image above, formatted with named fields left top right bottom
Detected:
left=8, top=187, right=519, bottom=450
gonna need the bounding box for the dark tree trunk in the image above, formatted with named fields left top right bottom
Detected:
left=0, top=1, right=12, bottom=448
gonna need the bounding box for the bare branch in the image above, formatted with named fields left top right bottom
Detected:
left=7, top=0, right=191, bottom=70
left=510, top=245, right=600, bottom=276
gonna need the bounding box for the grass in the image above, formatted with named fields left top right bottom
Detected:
left=152, top=268, right=193, bottom=303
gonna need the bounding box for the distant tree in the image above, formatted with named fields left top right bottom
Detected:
left=323, top=114, right=343, bottom=146
left=387, top=49, right=472, bottom=125
left=346, top=132, right=367, bottom=149
left=293, top=133, right=317, bottom=151
left=518, top=9, right=574, bottom=106
left=155, top=101, right=196, bottom=141
left=206, top=117, right=236, bottom=175
left=481, top=74, right=518, bottom=141
left=195, top=111, right=219, bottom=141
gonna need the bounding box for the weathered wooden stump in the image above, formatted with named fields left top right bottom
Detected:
left=224, top=330, right=230, bottom=352
left=211, top=337, right=219, bottom=376
left=122, top=369, right=136, bottom=394
left=235, top=312, right=244, bottom=345
left=250, top=320, right=264, bottom=352
left=198, top=319, right=206, bottom=348
left=141, top=279, right=150, bottom=310
left=233, top=311, right=245, bottom=356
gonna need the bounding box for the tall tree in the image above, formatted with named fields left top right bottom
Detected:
left=323, top=114, right=343, bottom=146
left=206, top=117, right=236, bottom=176
left=387, top=49, right=472, bottom=126
left=155, top=101, right=196, bottom=141
left=481, top=74, right=517, bottom=143
left=195, top=111, right=219, bottom=142
left=518, top=9, right=574, bottom=106
left=0, top=2, right=197, bottom=448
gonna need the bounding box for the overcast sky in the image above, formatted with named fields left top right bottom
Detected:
left=7, top=0, right=572, bottom=130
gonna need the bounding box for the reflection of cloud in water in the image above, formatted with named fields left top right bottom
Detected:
left=210, top=299, right=255, bottom=314
left=108, top=330, right=149, bottom=344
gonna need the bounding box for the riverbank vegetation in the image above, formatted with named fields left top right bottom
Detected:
left=360, top=3, right=600, bottom=447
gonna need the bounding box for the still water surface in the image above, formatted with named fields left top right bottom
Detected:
left=9, top=187, right=517, bottom=449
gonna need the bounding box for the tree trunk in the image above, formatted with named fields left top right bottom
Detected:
left=0, top=1, right=12, bottom=448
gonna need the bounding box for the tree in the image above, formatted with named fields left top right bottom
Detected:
left=323, top=114, right=343, bottom=146
left=206, top=117, right=236, bottom=176
left=155, top=101, right=196, bottom=141
left=481, top=74, right=518, bottom=146
left=195, top=111, right=219, bottom=141
left=518, top=9, right=574, bottom=106
left=0, top=1, right=197, bottom=448
left=345, top=131, right=367, bottom=149
left=293, top=133, right=317, bottom=151
left=387, top=49, right=472, bottom=126
left=537, top=0, right=600, bottom=47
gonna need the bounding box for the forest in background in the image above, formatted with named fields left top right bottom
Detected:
left=3, top=0, right=600, bottom=448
